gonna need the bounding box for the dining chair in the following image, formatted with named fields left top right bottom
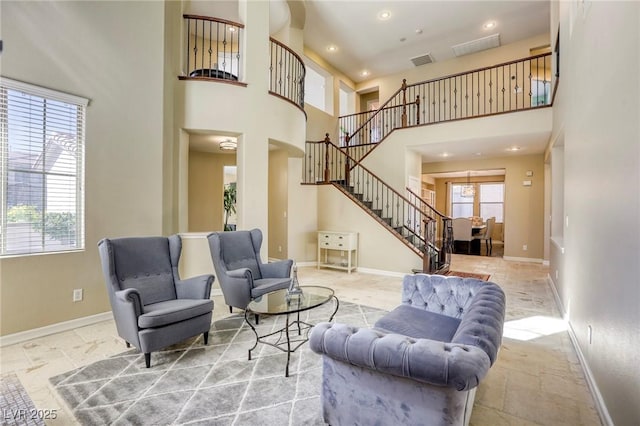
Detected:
left=476, top=217, right=496, bottom=256
left=452, top=217, right=473, bottom=254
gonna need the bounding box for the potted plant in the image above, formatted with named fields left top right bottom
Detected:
left=223, top=182, right=237, bottom=231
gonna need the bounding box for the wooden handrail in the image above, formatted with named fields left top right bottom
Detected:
left=321, top=135, right=429, bottom=216
left=183, top=14, right=245, bottom=28
left=269, top=37, right=305, bottom=70
left=405, top=187, right=450, bottom=220
left=405, top=52, right=551, bottom=89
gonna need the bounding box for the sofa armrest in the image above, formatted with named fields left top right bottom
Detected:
left=309, top=322, right=491, bottom=391
left=176, top=274, right=214, bottom=300
left=260, top=259, right=293, bottom=279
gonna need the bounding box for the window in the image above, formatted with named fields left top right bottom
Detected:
left=1, top=78, right=87, bottom=256
left=304, top=59, right=333, bottom=114
left=480, top=183, right=504, bottom=222
left=451, top=184, right=473, bottom=218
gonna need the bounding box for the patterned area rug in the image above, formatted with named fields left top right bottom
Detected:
left=49, top=301, right=386, bottom=425
left=0, top=373, right=45, bottom=426
left=445, top=271, right=491, bottom=281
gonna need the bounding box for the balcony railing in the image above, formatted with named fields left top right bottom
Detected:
left=339, top=53, right=553, bottom=161
left=180, top=15, right=244, bottom=84
left=269, top=38, right=305, bottom=112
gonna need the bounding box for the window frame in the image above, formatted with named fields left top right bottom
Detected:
left=1, top=77, right=88, bottom=257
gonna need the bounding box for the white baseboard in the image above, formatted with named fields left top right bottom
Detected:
left=0, top=311, right=113, bottom=348
left=297, top=262, right=404, bottom=278
left=502, top=256, right=544, bottom=263
left=355, top=267, right=405, bottom=278
left=546, top=276, right=613, bottom=426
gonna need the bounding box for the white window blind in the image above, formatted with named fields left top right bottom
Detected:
left=480, top=183, right=504, bottom=222
left=1, top=77, right=88, bottom=256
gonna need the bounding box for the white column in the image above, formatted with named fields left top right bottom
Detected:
left=236, top=0, right=270, bottom=258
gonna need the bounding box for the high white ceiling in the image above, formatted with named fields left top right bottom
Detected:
left=303, top=0, right=550, bottom=83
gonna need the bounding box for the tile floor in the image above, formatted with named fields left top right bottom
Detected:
left=0, top=254, right=602, bottom=425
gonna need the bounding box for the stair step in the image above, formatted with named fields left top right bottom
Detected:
left=363, top=201, right=373, bottom=208
left=381, top=217, right=392, bottom=225
left=372, top=209, right=382, bottom=216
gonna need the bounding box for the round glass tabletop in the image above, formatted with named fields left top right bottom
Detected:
left=247, top=285, right=335, bottom=315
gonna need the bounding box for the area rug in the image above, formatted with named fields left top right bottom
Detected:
left=444, top=271, right=491, bottom=281
left=49, top=301, right=387, bottom=425
left=1, top=373, right=45, bottom=426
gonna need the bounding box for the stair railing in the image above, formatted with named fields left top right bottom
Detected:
left=406, top=187, right=453, bottom=273
left=304, top=135, right=450, bottom=273
left=339, top=52, right=553, bottom=162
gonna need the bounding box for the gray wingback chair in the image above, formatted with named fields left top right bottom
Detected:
left=310, top=274, right=506, bottom=426
left=207, top=229, right=293, bottom=316
left=98, top=235, right=214, bottom=368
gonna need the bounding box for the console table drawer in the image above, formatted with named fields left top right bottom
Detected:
left=317, top=231, right=358, bottom=273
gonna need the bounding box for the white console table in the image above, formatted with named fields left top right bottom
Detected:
left=317, top=231, right=358, bottom=274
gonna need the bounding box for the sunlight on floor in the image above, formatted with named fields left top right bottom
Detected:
left=503, top=315, right=567, bottom=341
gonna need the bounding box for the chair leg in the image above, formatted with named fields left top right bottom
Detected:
left=485, top=240, right=489, bottom=256
left=254, top=313, right=259, bottom=325
left=126, top=341, right=131, bottom=348
left=203, top=331, right=209, bottom=345
left=144, top=353, right=151, bottom=368
left=489, top=238, right=493, bottom=256
left=229, top=306, right=233, bottom=314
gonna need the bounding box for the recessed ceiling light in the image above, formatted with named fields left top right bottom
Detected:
left=377, top=10, right=391, bottom=20
left=483, top=21, right=496, bottom=30
left=441, top=152, right=450, bottom=157
left=475, top=152, right=482, bottom=156
left=327, top=45, right=338, bottom=52
left=360, top=70, right=370, bottom=77
left=507, top=146, right=521, bottom=152
left=415, top=29, right=423, bottom=35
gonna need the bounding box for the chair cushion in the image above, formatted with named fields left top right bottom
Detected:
left=139, top=299, right=213, bottom=329
left=251, top=278, right=291, bottom=298
left=374, top=304, right=461, bottom=342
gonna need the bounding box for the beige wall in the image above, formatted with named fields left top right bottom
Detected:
left=268, top=149, right=289, bottom=259
left=0, top=1, right=167, bottom=335
left=188, top=151, right=236, bottom=232
left=305, top=103, right=339, bottom=142
left=318, top=186, right=422, bottom=274
left=547, top=2, right=640, bottom=424
left=424, top=154, right=545, bottom=260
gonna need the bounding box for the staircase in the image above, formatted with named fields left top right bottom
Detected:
left=305, top=53, right=553, bottom=273
left=304, top=136, right=451, bottom=274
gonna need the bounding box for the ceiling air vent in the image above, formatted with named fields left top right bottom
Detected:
left=452, top=33, right=500, bottom=57
left=410, top=53, right=434, bottom=67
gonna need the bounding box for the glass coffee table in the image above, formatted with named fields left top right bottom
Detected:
left=244, top=285, right=339, bottom=377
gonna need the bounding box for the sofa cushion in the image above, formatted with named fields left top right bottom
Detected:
left=139, top=299, right=213, bottom=329
left=374, top=304, right=461, bottom=342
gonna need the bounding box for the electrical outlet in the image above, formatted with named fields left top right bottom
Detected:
left=587, top=325, right=593, bottom=344
left=522, top=244, right=528, bottom=251
left=73, top=288, right=83, bottom=302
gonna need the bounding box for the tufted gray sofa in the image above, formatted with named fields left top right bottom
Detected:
left=309, top=273, right=506, bottom=426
